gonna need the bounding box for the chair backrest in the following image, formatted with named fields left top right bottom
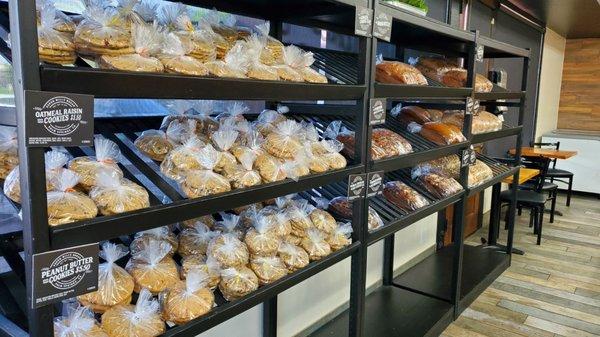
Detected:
left=530, top=141, right=559, bottom=168
left=521, top=155, right=551, bottom=192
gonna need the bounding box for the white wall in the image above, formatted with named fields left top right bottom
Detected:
left=535, top=28, right=566, bottom=141
left=197, top=214, right=438, bottom=337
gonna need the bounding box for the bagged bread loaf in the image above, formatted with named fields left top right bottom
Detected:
left=160, top=137, right=204, bottom=181
left=442, top=110, right=502, bottom=134
left=469, top=159, right=493, bottom=187
left=264, top=120, right=304, bottom=159
left=383, top=181, right=430, bottom=213
left=325, top=196, right=382, bottom=230
left=125, top=240, right=180, bottom=294
left=284, top=45, right=328, bottom=83
left=74, top=5, right=132, bottom=56
left=326, top=222, right=353, bottom=251
left=371, top=128, right=413, bottom=160
left=159, top=31, right=209, bottom=76
left=177, top=222, right=217, bottom=257
left=130, top=226, right=178, bottom=257
left=207, top=233, right=249, bottom=268
left=134, top=129, right=176, bottom=162
left=375, top=55, right=428, bottom=85
left=368, top=207, right=384, bottom=231
left=244, top=214, right=280, bottom=257
left=214, top=212, right=245, bottom=239
left=47, top=169, right=98, bottom=226
left=37, top=3, right=76, bottom=65
left=391, top=104, right=439, bottom=125
left=412, top=170, right=463, bottom=199
left=250, top=256, right=288, bottom=285
left=277, top=242, right=309, bottom=272
left=4, top=149, right=69, bottom=203
left=68, top=137, right=123, bottom=191
left=412, top=155, right=461, bottom=180
left=89, top=172, right=150, bottom=215
left=101, top=288, right=165, bottom=337
left=301, top=228, right=331, bottom=261
left=161, top=270, right=215, bottom=324
left=54, top=303, right=108, bottom=337
left=180, top=254, right=221, bottom=289
left=408, top=122, right=466, bottom=146
left=219, top=266, right=259, bottom=301
left=0, top=126, right=18, bottom=179
left=78, top=243, right=133, bottom=313
left=180, top=145, right=231, bottom=198
left=414, top=57, right=493, bottom=92
left=211, top=129, right=239, bottom=174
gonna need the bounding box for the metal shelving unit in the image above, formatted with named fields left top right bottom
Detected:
left=1, top=0, right=531, bottom=336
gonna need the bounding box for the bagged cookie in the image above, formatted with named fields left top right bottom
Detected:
left=205, top=41, right=248, bottom=78
left=255, top=153, right=286, bottom=183
left=313, top=139, right=347, bottom=170
left=324, top=120, right=357, bottom=159
left=244, top=34, right=280, bottom=81
left=229, top=151, right=262, bottom=189
left=114, top=0, right=145, bottom=29
left=101, top=288, right=165, bottom=337
left=308, top=206, right=337, bottom=235
left=181, top=145, right=231, bottom=198
left=284, top=199, right=314, bottom=237
left=284, top=45, right=328, bottom=83
left=68, top=137, right=123, bottom=191
left=214, top=212, right=245, bottom=240
left=89, top=172, right=150, bottom=215
left=37, top=2, right=76, bottom=65
left=250, top=256, right=288, bottom=285
left=264, top=120, right=304, bottom=159
left=159, top=100, right=203, bottom=135
left=211, top=129, right=239, bottom=174
left=253, top=105, right=289, bottom=136
left=54, top=303, right=108, bottom=337
left=231, top=130, right=265, bottom=162
left=4, top=149, right=69, bottom=203
left=36, top=0, right=75, bottom=34
left=177, top=221, right=218, bottom=257
left=180, top=254, right=221, bottom=289
left=244, top=214, right=280, bottom=257
left=78, top=243, right=134, bottom=313
left=327, top=222, right=353, bottom=251
left=277, top=242, right=309, bottom=272
left=74, top=5, right=132, bottom=56
left=219, top=266, right=259, bottom=301
left=159, top=31, right=209, bottom=76
left=207, top=233, right=249, bottom=268
left=181, top=214, right=216, bottom=230
left=99, top=23, right=164, bottom=73
left=130, top=226, right=178, bottom=257
left=273, top=46, right=304, bottom=82
left=282, top=151, right=310, bottom=182
left=126, top=240, right=180, bottom=294
left=161, top=269, right=215, bottom=324
left=256, top=22, right=284, bottom=64
left=368, top=207, right=384, bottom=231
left=0, top=126, right=18, bottom=179
left=301, top=228, right=331, bottom=261
left=134, top=129, right=176, bottom=162
left=160, top=137, right=204, bottom=181
left=47, top=169, right=98, bottom=226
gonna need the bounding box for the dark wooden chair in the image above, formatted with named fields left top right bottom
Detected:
left=530, top=141, right=574, bottom=206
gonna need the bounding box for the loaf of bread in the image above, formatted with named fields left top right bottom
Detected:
left=412, top=155, right=461, bottom=180
left=383, top=181, right=430, bottom=213
left=376, top=61, right=428, bottom=85
left=415, top=57, right=493, bottom=92
left=418, top=122, right=466, bottom=145
left=469, top=160, right=494, bottom=187
left=442, top=110, right=502, bottom=134
left=415, top=173, right=463, bottom=199
left=371, top=128, right=413, bottom=160
left=396, top=106, right=433, bottom=124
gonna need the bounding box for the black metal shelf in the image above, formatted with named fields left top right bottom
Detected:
left=478, top=35, right=530, bottom=59
left=163, top=241, right=360, bottom=337
left=470, top=124, right=522, bottom=143
left=474, top=90, right=525, bottom=101
left=393, top=245, right=509, bottom=304
left=310, top=285, right=454, bottom=337
left=374, top=83, right=472, bottom=99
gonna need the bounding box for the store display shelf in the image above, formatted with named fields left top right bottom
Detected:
left=474, top=90, right=525, bottom=101
left=162, top=241, right=360, bottom=337
left=49, top=164, right=362, bottom=250
left=374, top=83, right=472, bottom=99
left=466, top=157, right=518, bottom=197
left=470, top=124, right=522, bottom=143
left=478, top=35, right=530, bottom=59
left=392, top=245, right=509, bottom=305
left=311, top=285, right=454, bottom=337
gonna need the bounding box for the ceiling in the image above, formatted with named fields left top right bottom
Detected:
left=507, top=0, right=600, bottom=38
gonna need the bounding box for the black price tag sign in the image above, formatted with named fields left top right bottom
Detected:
left=373, top=10, right=392, bottom=42
left=32, top=243, right=99, bottom=309
left=354, top=6, right=373, bottom=37
left=347, top=174, right=366, bottom=200
left=461, top=147, right=477, bottom=167
left=369, top=98, right=386, bottom=125
left=465, top=97, right=475, bottom=115
left=476, top=45, right=485, bottom=62
left=25, top=90, right=94, bottom=147
left=367, top=171, right=384, bottom=197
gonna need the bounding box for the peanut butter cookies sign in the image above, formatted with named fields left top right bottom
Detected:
left=25, top=90, right=93, bottom=147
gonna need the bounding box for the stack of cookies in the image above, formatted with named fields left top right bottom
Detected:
left=37, top=3, right=76, bottom=65
left=74, top=7, right=133, bottom=57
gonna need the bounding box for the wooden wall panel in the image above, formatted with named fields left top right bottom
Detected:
left=557, top=38, right=600, bottom=131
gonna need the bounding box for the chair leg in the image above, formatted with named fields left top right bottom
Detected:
left=518, top=206, right=522, bottom=216
left=550, top=190, right=557, bottom=223
left=529, top=208, right=534, bottom=228
left=566, top=177, right=573, bottom=207
left=537, top=205, right=545, bottom=245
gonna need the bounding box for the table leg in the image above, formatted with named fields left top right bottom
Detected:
left=487, top=183, right=501, bottom=245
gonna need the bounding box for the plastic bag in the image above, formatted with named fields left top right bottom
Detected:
left=89, top=171, right=150, bottom=215
left=309, top=207, right=337, bottom=235
left=244, top=214, right=280, bottom=257
left=250, top=256, right=288, bottom=285
left=159, top=31, right=210, bottom=76
left=219, top=266, right=259, bottom=301
left=180, top=145, right=231, bottom=198
left=133, top=0, right=158, bottom=23
left=264, top=120, right=304, bottom=159
left=160, top=137, right=204, bottom=181
left=47, top=169, right=98, bottom=226
left=412, top=171, right=463, bottom=199
left=375, top=55, right=428, bottom=85
left=54, top=303, right=108, bottom=337
left=207, top=233, right=249, bottom=268
left=244, top=34, right=280, bottom=81
left=327, top=222, right=353, bottom=251
left=36, top=0, right=76, bottom=34
left=37, top=2, right=76, bottom=65
left=324, top=120, right=356, bottom=158
left=412, top=155, right=461, bottom=180
left=383, top=181, right=430, bottom=213
left=68, top=137, right=123, bottom=191
left=229, top=151, right=262, bottom=189
left=442, top=110, right=502, bottom=134
left=284, top=45, right=327, bottom=83
left=159, top=100, right=203, bottom=132
left=282, top=151, right=310, bottom=182
left=100, top=288, right=165, bottom=337
left=0, top=126, right=18, bottom=179
left=181, top=214, right=216, bottom=230
left=177, top=221, right=218, bottom=257
left=78, top=243, right=134, bottom=313
left=130, top=226, right=178, bottom=257
left=277, top=242, right=309, bottom=272
left=255, top=153, right=287, bottom=182
left=256, top=22, right=284, bottom=64
left=371, top=128, right=413, bottom=160
left=391, top=105, right=436, bottom=125
left=98, top=23, right=164, bottom=73
left=214, top=212, right=245, bottom=239
left=368, top=207, right=384, bottom=231
left=314, top=139, right=347, bottom=170
left=231, top=130, right=265, bottom=164
left=74, top=5, right=132, bottom=56
left=125, top=240, right=180, bottom=294
left=4, top=149, right=69, bottom=203
left=180, top=254, right=221, bottom=289
left=253, top=105, right=289, bottom=135
left=282, top=199, right=314, bottom=237
left=301, top=228, right=331, bottom=261
left=205, top=40, right=248, bottom=78
left=408, top=121, right=466, bottom=146
left=211, top=129, right=239, bottom=174
left=134, top=129, right=176, bottom=162
left=161, top=269, right=215, bottom=324
left=469, top=159, right=493, bottom=187
left=114, top=0, right=145, bottom=28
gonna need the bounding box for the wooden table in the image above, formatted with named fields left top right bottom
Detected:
left=502, top=168, right=540, bottom=185
left=509, top=147, right=577, bottom=159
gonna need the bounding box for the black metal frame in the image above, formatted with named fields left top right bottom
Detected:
left=3, top=0, right=530, bottom=336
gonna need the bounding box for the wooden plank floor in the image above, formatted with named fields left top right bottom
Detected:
left=442, top=193, right=600, bottom=337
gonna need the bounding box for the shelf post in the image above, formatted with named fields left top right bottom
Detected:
left=263, top=297, right=278, bottom=337
left=8, top=0, right=54, bottom=336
